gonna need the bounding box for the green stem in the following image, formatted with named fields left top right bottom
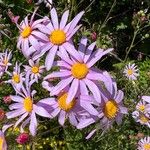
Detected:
left=124, top=30, right=138, bottom=62
left=99, top=0, right=116, bottom=31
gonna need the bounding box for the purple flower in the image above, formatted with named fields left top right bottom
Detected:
left=17, top=8, right=49, bottom=58
left=0, top=50, right=12, bottom=77
left=77, top=73, right=127, bottom=131
left=6, top=62, right=25, bottom=91
left=24, top=59, right=45, bottom=82
left=6, top=74, right=51, bottom=136
left=138, top=136, right=150, bottom=150
left=44, top=37, right=113, bottom=104
left=34, top=8, right=84, bottom=70
left=38, top=88, right=87, bottom=126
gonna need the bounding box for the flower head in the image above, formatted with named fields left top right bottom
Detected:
left=34, top=8, right=84, bottom=70
left=44, top=37, right=113, bottom=104
left=123, top=63, right=139, bottom=80
left=38, top=87, right=87, bottom=126
left=17, top=8, right=48, bottom=58
left=6, top=73, right=51, bottom=136
left=138, top=137, right=150, bottom=150
left=3, top=96, right=12, bottom=104
left=6, top=62, right=25, bottom=91
left=24, top=59, right=45, bottom=82
left=77, top=73, right=127, bottom=131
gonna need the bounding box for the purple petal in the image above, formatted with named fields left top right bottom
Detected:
left=68, top=11, right=84, bottom=34
left=86, top=71, right=107, bottom=83
left=63, top=42, right=82, bottom=63
left=66, top=79, right=79, bottom=104
left=28, top=35, right=40, bottom=51
left=83, top=42, right=96, bottom=63
left=86, top=129, right=97, bottom=139
left=38, top=98, right=56, bottom=106
left=45, top=45, right=58, bottom=70
left=87, top=48, right=113, bottom=67
left=60, top=10, right=69, bottom=29
left=51, top=107, right=60, bottom=117
left=50, top=8, right=59, bottom=29
left=58, top=110, right=66, bottom=126
left=69, top=112, right=78, bottom=126
left=84, top=78, right=101, bottom=103
left=34, top=105, right=51, bottom=118
left=115, top=90, right=124, bottom=103
left=29, top=111, right=37, bottom=136
left=78, top=37, right=88, bottom=59
left=14, top=112, right=28, bottom=128
left=6, top=109, right=25, bottom=119
left=9, top=103, right=23, bottom=110
left=142, top=96, right=150, bottom=103
left=79, top=80, right=88, bottom=95
left=50, top=77, right=73, bottom=96
left=77, top=118, right=95, bottom=129
left=31, top=31, right=49, bottom=41
left=80, top=100, right=98, bottom=115
left=44, top=71, right=71, bottom=80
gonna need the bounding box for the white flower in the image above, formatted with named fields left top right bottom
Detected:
left=123, top=63, right=139, bottom=80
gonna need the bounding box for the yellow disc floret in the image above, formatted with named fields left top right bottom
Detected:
left=71, top=63, right=89, bottom=79
left=12, top=74, right=20, bottom=83
left=144, top=143, right=150, bottom=150
left=31, top=66, right=39, bottom=74
left=0, top=137, right=3, bottom=150
left=23, top=97, right=33, bottom=112
left=140, top=115, right=149, bottom=123
left=49, top=30, right=66, bottom=45
left=127, top=69, right=133, bottom=75
left=21, top=26, right=32, bottom=38
left=104, top=100, right=118, bottom=119
left=138, top=105, right=145, bottom=112
left=58, top=93, right=76, bottom=112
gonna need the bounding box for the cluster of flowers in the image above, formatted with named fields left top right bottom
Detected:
left=0, top=7, right=129, bottom=149
left=132, top=96, right=150, bottom=128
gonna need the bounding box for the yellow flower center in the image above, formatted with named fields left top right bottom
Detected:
left=139, top=105, right=145, bottom=112
left=0, top=137, right=3, bottom=150
left=140, top=115, right=149, bottom=123
left=71, top=63, right=89, bottom=79
left=49, top=30, right=66, bottom=45
left=144, top=143, right=150, bottom=150
left=21, top=26, right=32, bottom=38
left=127, top=69, right=133, bottom=75
left=104, top=100, right=118, bottom=119
left=12, top=74, right=20, bottom=83
left=23, top=97, right=33, bottom=112
left=31, top=66, right=39, bottom=74
left=58, top=93, right=76, bottom=112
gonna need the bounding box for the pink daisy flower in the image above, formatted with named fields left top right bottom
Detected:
left=17, top=8, right=49, bottom=58
left=24, top=59, right=45, bottom=82
left=138, top=137, right=150, bottom=150
left=136, top=100, right=150, bottom=114
left=6, top=62, right=25, bottom=90
left=6, top=73, right=51, bottom=136
left=77, top=73, right=127, bottom=131
left=44, top=37, right=113, bottom=104
left=39, top=89, right=87, bottom=126
left=34, top=8, right=84, bottom=70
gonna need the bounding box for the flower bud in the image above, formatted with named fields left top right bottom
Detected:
left=16, top=133, right=29, bottom=144
left=3, top=96, right=12, bottom=104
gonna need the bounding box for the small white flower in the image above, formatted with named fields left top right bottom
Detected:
left=136, top=100, right=150, bottom=114
left=24, top=59, right=45, bottom=83
left=138, top=136, right=150, bottom=150
left=123, top=63, right=139, bottom=80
